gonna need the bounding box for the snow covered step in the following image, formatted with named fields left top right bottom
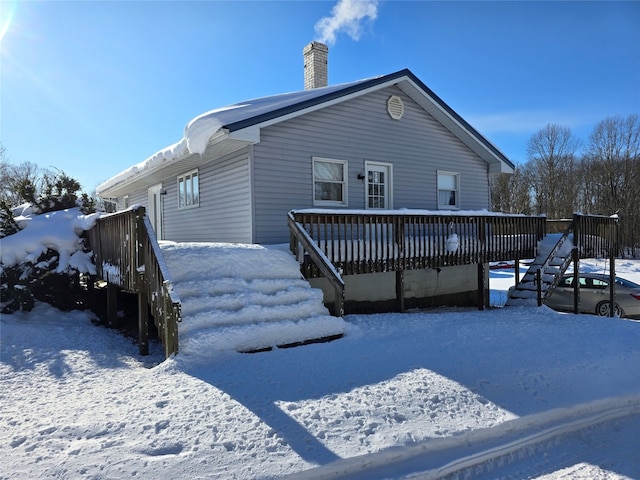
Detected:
left=506, top=231, right=574, bottom=307
left=178, top=315, right=347, bottom=353
left=158, top=241, right=348, bottom=354
left=176, top=279, right=327, bottom=318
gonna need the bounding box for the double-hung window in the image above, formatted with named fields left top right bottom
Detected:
left=437, top=171, right=460, bottom=209
left=177, top=169, right=199, bottom=209
left=313, top=158, right=347, bottom=206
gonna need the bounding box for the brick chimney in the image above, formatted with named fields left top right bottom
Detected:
left=303, top=41, right=328, bottom=90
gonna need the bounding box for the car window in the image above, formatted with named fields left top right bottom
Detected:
left=591, top=278, right=608, bottom=289
left=616, top=277, right=640, bottom=289
left=560, top=276, right=574, bottom=287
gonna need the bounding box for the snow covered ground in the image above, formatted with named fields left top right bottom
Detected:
left=1, top=243, right=640, bottom=479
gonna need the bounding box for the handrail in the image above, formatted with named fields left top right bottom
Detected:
left=142, top=216, right=180, bottom=305
left=141, top=215, right=181, bottom=357
left=288, top=212, right=345, bottom=316
left=86, top=206, right=181, bottom=357
left=289, top=210, right=546, bottom=277
left=532, top=221, right=575, bottom=303
left=508, top=213, right=620, bottom=307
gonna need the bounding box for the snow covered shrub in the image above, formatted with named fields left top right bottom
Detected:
left=0, top=200, right=19, bottom=237
left=1, top=174, right=100, bottom=314
left=0, top=201, right=31, bottom=312
left=16, top=171, right=97, bottom=215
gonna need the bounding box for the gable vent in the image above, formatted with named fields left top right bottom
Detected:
left=387, top=95, right=404, bottom=120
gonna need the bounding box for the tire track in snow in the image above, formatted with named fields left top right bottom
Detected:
left=285, top=395, right=640, bottom=479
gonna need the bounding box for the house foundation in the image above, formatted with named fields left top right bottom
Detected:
left=309, top=264, right=487, bottom=315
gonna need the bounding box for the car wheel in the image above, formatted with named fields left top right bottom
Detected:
left=596, top=301, right=624, bottom=317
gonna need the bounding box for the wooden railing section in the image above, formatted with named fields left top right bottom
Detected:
left=289, top=210, right=547, bottom=314
left=288, top=212, right=346, bottom=316
left=86, top=206, right=181, bottom=358
left=573, top=213, right=619, bottom=258
left=509, top=213, right=619, bottom=312
left=290, top=210, right=546, bottom=277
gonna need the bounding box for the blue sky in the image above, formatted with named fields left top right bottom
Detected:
left=1, top=0, right=638, bottom=193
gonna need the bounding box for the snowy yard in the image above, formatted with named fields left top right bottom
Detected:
left=1, top=254, right=639, bottom=479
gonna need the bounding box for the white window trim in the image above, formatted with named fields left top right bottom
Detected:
left=364, top=161, right=393, bottom=209
left=312, top=157, right=348, bottom=206
left=437, top=170, right=460, bottom=210
left=122, top=195, right=130, bottom=209
left=177, top=169, right=199, bottom=210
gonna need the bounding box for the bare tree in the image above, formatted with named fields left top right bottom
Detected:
left=0, top=145, right=49, bottom=207
left=527, top=124, right=581, bottom=218
left=490, top=165, right=533, bottom=214
left=583, top=114, right=640, bottom=254
left=583, top=115, right=639, bottom=212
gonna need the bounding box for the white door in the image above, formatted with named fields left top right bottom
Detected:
left=147, top=184, right=163, bottom=240
left=365, top=163, right=392, bottom=209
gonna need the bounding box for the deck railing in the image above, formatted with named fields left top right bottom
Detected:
left=289, top=210, right=547, bottom=279
left=546, top=214, right=618, bottom=258
left=573, top=213, right=619, bottom=258
left=288, top=212, right=346, bottom=316
left=86, top=206, right=180, bottom=358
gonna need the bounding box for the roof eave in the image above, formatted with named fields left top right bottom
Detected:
left=97, top=130, right=253, bottom=198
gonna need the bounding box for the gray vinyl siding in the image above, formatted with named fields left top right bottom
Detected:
left=128, top=190, right=148, bottom=208
left=162, top=148, right=252, bottom=243
left=252, top=85, right=489, bottom=244
left=116, top=189, right=149, bottom=211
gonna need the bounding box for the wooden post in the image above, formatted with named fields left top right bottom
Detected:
left=86, top=274, right=96, bottom=309
left=477, top=263, right=486, bottom=310
left=107, top=283, right=118, bottom=327
left=164, top=294, right=180, bottom=357
left=135, top=207, right=149, bottom=355
left=396, top=270, right=405, bottom=313
left=536, top=269, right=542, bottom=307
left=334, top=285, right=345, bottom=317
left=609, top=220, right=617, bottom=317
left=514, top=254, right=520, bottom=286
left=395, top=219, right=405, bottom=313
left=572, top=248, right=580, bottom=314
left=138, top=277, right=149, bottom=356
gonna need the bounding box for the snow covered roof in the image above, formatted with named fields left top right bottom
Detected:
left=96, top=69, right=515, bottom=197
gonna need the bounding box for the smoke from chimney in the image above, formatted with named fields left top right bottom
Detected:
left=314, top=0, right=378, bottom=46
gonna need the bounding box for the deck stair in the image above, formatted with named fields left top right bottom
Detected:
left=159, top=242, right=347, bottom=354
left=506, top=225, right=575, bottom=307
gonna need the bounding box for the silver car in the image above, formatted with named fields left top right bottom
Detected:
left=547, top=273, right=640, bottom=319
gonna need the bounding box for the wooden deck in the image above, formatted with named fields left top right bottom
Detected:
left=289, top=210, right=618, bottom=316
left=84, top=208, right=618, bottom=356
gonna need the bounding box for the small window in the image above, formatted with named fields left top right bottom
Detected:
left=313, top=158, right=347, bottom=206
left=437, top=171, right=460, bottom=209
left=123, top=195, right=130, bottom=209
left=177, top=169, right=199, bottom=209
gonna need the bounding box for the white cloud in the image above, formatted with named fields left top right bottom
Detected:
left=315, top=0, right=378, bottom=46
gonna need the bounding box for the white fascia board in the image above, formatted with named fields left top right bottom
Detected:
left=225, top=125, right=260, bottom=143
left=490, top=161, right=515, bottom=174
left=98, top=130, right=251, bottom=198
